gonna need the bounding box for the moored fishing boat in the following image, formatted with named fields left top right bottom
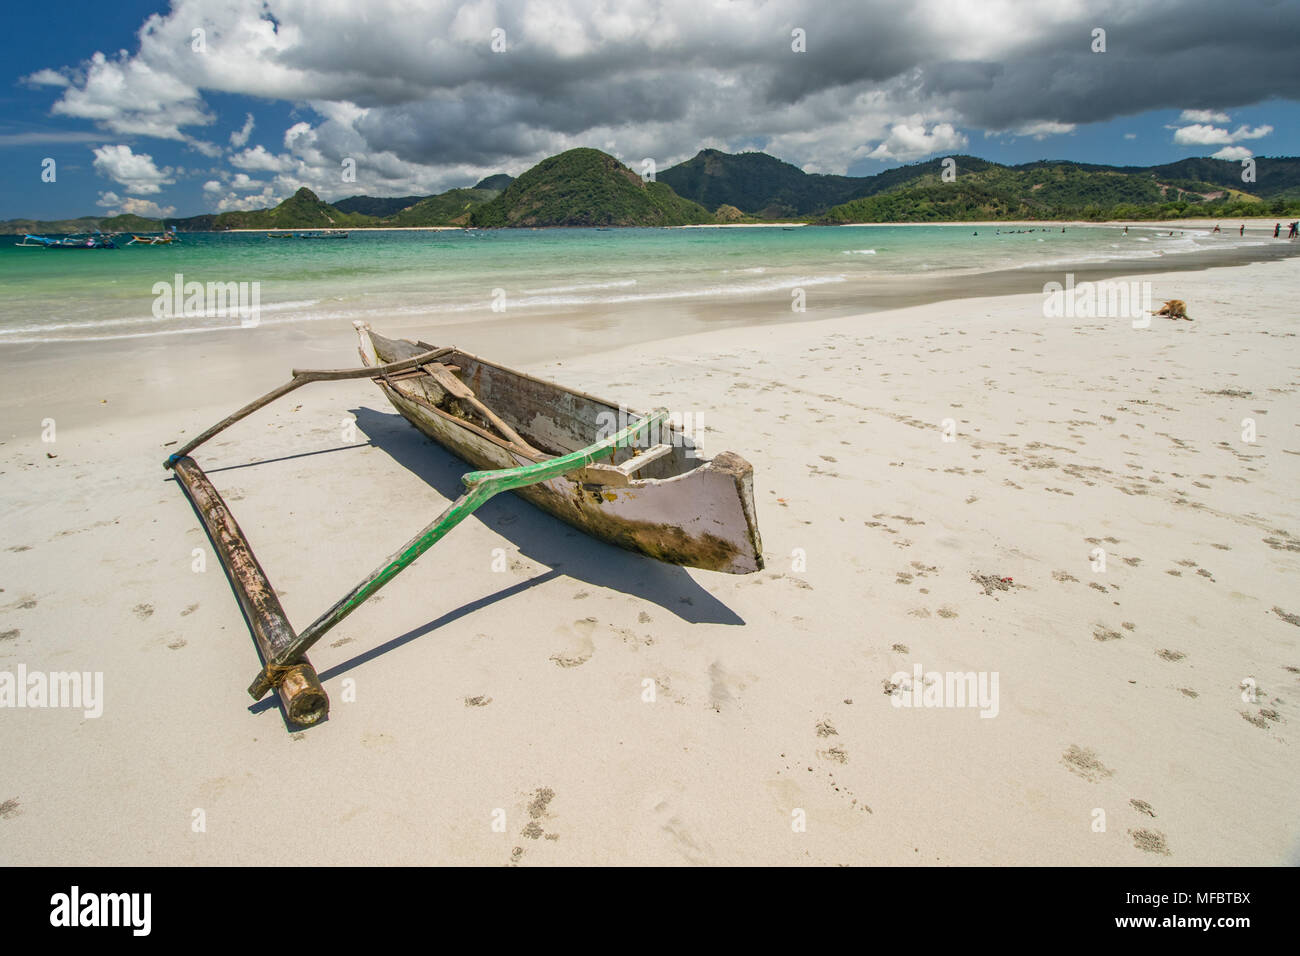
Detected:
left=43, top=234, right=118, bottom=249
left=127, top=232, right=179, bottom=245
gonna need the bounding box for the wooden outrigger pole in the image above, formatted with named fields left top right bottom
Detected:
left=164, top=347, right=665, bottom=727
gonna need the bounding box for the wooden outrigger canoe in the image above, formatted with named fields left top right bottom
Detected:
left=353, top=322, right=763, bottom=575
left=162, top=324, right=762, bottom=726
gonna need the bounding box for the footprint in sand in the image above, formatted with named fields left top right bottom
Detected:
left=519, top=787, right=560, bottom=844
left=1062, top=745, right=1113, bottom=782
left=1129, top=828, right=1171, bottom=855
left=132, top=604, right=154, bottom=620
left=818, top=745, right=849, bottom=764
left=1156, top=649, right=1186, bottom=662
left=549, top=618, right=596, bottom=668
left=1240, top=709, right=1282, bottom=729
left=1130, top=799, right=1156, bottom=817
left=1272, top=607, right=1300, bottom=627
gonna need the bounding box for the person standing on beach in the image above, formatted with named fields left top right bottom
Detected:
left=1276, top=223, right=1282, bottom=238
left=1213, top=223, right=1221, bottom=233
left=1290, top=222, right=1299, bottom=239
left=1239, top=224, right=1245, bottom=237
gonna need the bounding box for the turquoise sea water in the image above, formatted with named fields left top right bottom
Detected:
left=0, top=224, right=1265, bottom=344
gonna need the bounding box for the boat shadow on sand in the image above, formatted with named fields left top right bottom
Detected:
left=246, top=406, right=745, bottom=720
left=345, top=405, right=745, bottom=625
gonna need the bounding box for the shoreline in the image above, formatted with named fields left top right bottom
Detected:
left=0, top=235, right=1295, bottom=370
left=10, top=217, right=1296, bottom=237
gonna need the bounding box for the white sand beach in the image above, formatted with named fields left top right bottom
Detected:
left=1, top=257, right=1297, bottom=865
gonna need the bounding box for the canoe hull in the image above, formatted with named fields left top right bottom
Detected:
left=357, top=325, right=763, bottom=574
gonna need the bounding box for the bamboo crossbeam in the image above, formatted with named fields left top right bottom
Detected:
left=163, top=346, right=455, bottom=466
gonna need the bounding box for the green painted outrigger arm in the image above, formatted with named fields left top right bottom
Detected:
left=245, top=409, right=668, bottom=701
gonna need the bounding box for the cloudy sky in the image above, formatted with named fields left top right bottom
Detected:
left=4, top=0, right=1297, bottom=220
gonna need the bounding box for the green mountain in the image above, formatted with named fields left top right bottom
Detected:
left=469, top=148, right=713, bottom=227
left=0, top=216, right=114, bottom=235
left=659, top=149, right=865, bottom=218
left=7, top=152, right=1299, bottom=234
left=1142, top=157, right=1300, bottom=200
left=473, top=173, right=515, bottom=191
left=210, top=187, right=375, bottom=230
left=385, top=187, right=502, bottom=226
left=819, top=159, right=1284, bottom=222
left=656, top=150, right=1300, bottom=222
left=332, top=194, right=426, bottom=217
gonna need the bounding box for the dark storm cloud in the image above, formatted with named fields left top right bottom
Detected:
left=41, top=0, right=1300, bottom=180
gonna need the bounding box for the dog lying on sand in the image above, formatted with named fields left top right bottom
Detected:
left=1152, top=299, right=1191, bottom=320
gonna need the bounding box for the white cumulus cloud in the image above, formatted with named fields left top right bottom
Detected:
left=1210, top=145, right=1253, bottom=161
left=865, top=122, right=967, bottom=162
left=95, top=191, right=176, bottom=218
left=91, top=144, right=176, bottom=194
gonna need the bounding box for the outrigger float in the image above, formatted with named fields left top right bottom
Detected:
left=163, top=322, right=761, bottom=728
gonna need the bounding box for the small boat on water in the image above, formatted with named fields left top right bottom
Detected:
left=354, top=323, right=763, bottom=573
left=128, top=232, right=179, bottom=245
left=21, top=233, right=118, bottom=249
